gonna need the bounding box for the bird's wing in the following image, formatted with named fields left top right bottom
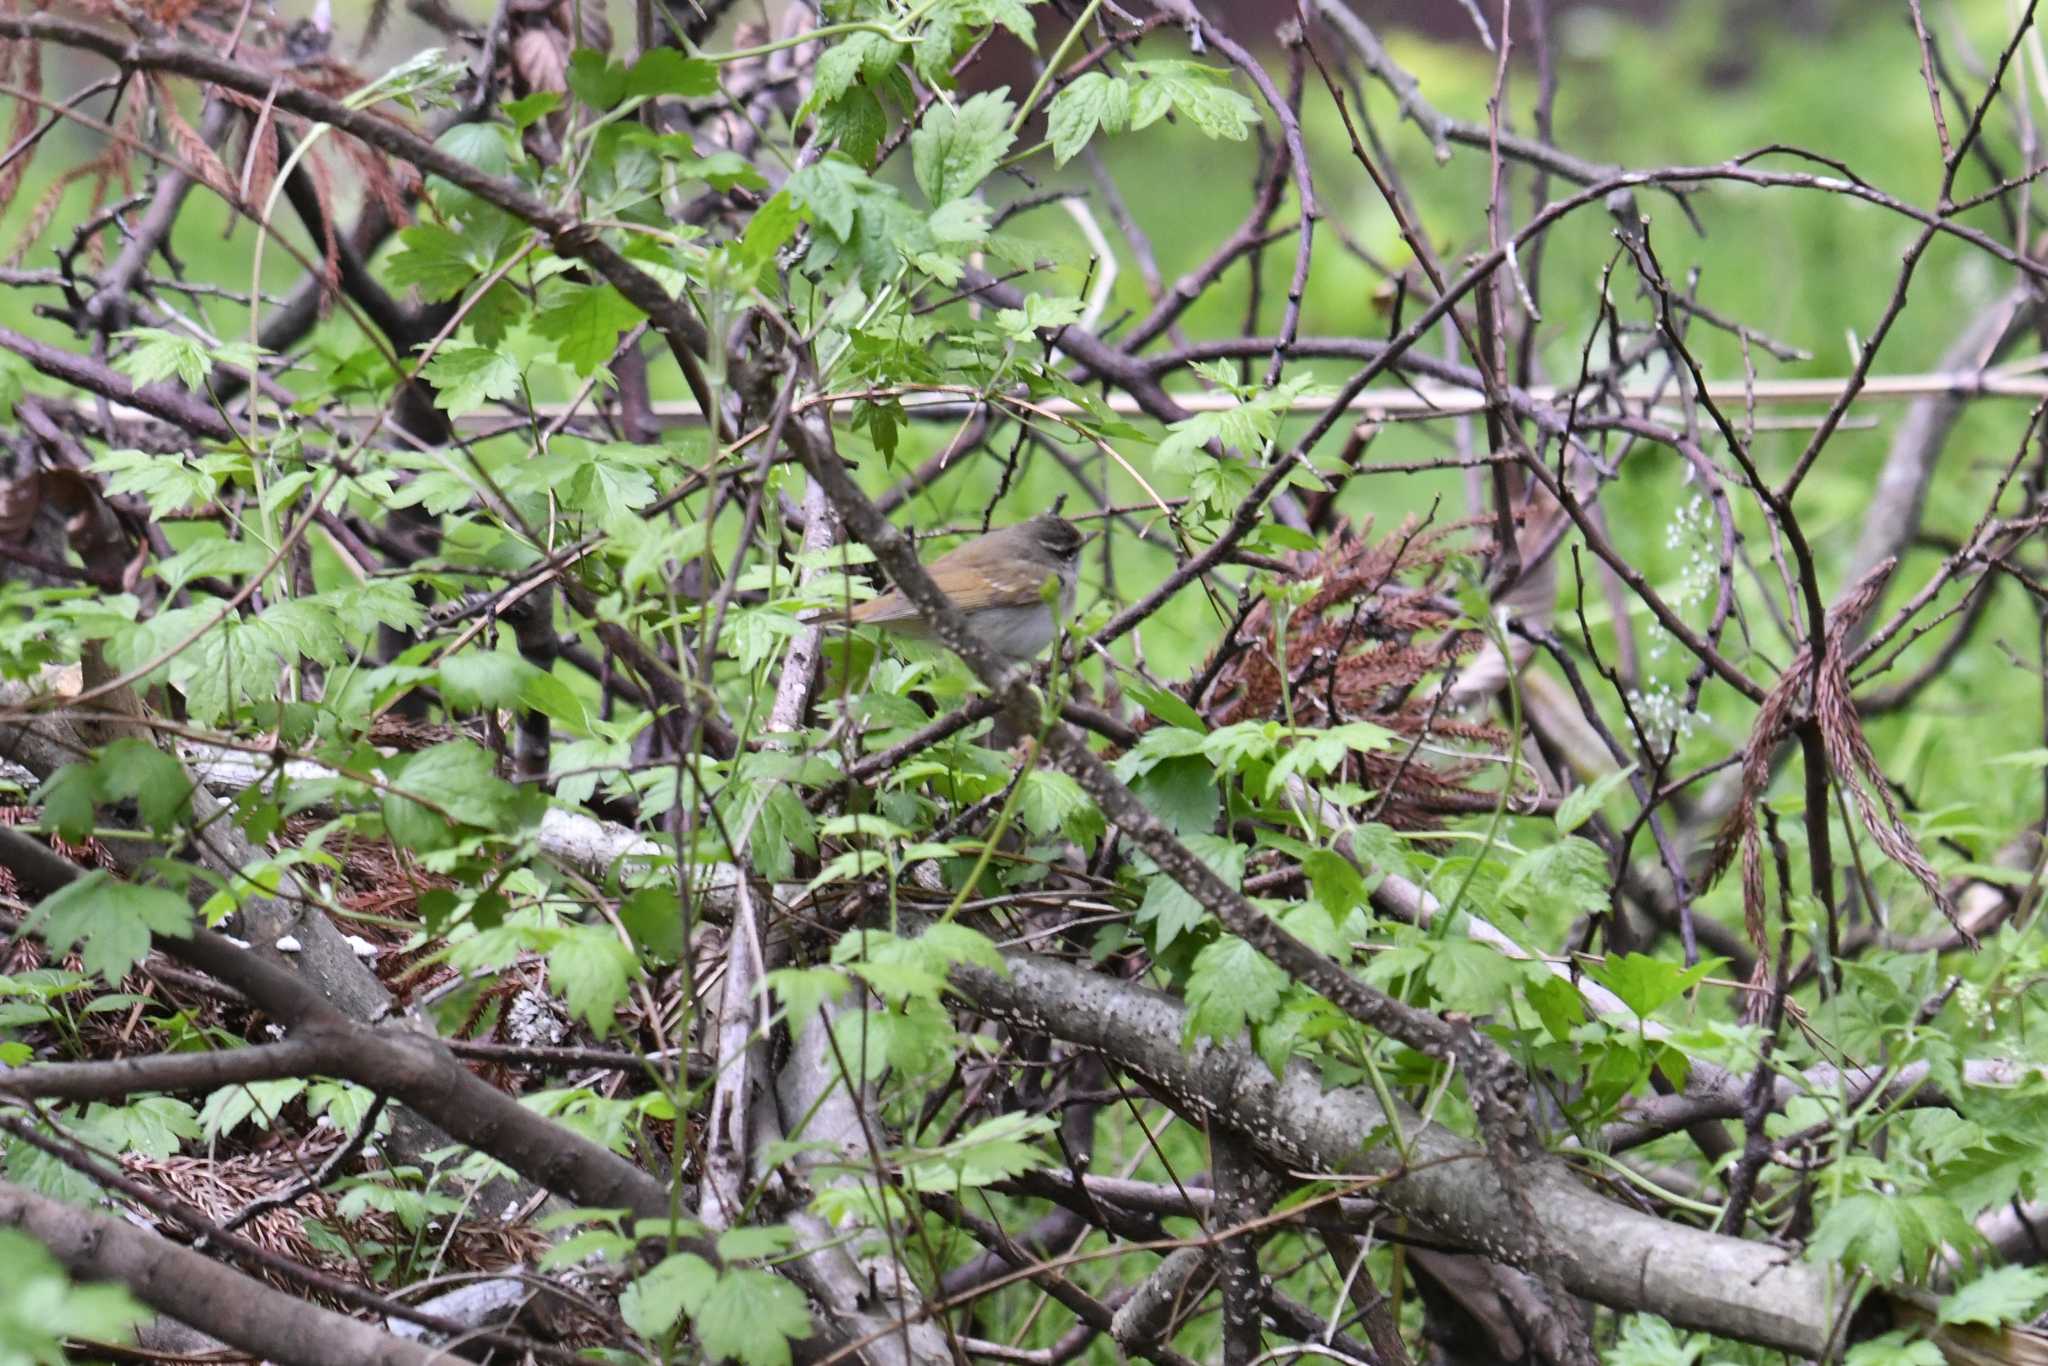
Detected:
left=847, top=550, right=1054, bottom=622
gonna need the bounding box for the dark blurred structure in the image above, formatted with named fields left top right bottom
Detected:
left=1281, top=0, right=1839, bottom=42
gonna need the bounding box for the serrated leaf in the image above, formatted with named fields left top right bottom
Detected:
left=155, top=537, right=270, bottom=596
left=1125, top=59, right=1257, bottom=140
left=715, top=1225, right=798, bottom=1261
left=762, top=966, right=849, bottom=1036
left=901, top=1112, right=1054, bottom=1190
left=789, top=156, right=867, bottom=241
left=694, top=1264, right=813, bottom=1366
left=27, top=873, right=194, bottom=983
left=84, top=1096, right=199, bottom=1160
left=439, top=650, right=535, bottom=712
left=1807, top=1192, right=1978, bottom=1281
left=197, top=1077, right=306, bottom=1139
left=1500, top=836, right=1610, bottom=919
left=566, top=48, right=627, bottom=109
left=1186, top=936, right=1287, bottom=1042
left=928, top=195, right=991, bottom=246
left=910, top=89, right=1015, bottom=204
left=114, top=328, right=213, bottom=389
left=1136, top=833, right=1244, bottom=950
left=534, top=285, right=646, bottom=376
left=381, top=741, right=516, bottom=850
left=1555, top=763, right=1637, bottom=835
left=1016, top=768, right=1097, bottom=842
left=624, top=47, right=716, bottom=98
left=1047, top=72, right=1130, bottom=165
left=1939, top=1264, right=2048, bottom=1326
left=92, top=737, right=191, bottom=834
left=1589, top=951, right=1722, bottom=1019
left=383, top=223, right=479, bottom=300
left=621, top=1251, right=715, bottom=1338
left=549, top=926, right=637, bottom=1036
left=421, top=344, right=521, bottom=415
left=1425, top=937, right=1519, bottom=1013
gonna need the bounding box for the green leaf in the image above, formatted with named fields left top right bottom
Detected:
left=1525, top=972, right=1587, bottom=1041
left=900, top=1112, right=1055, bottom=1191
left=155, top=537, right=270, bottom=596
left=421, top=343, right=522, bottom=415
left=0, top=1227, right=148, bottom=1357
left=85, top=1096, right=199, bottom=1160
left=549, top=926, right=637, bottom=1036
left=1937, top=1128, right=2048, bottom=1215
left=197, top=1077, right=307, bottom=1139
left=381, top=741, right=517, bottom=851
left=762, top=965, right=850, bottom=1036
left=502, top=90, right=562, bottom=130
left=566, top=48, right=628, bottom=109
left=1016, top=769, right=1100, bottom=843
left=818, top=88, right=888, bottom=164
left=1135, top=833, right=1244, bottom=950
left=383, top=223, right=480, bottom=300
left=1129, top=754, right=1220, bottom=838
left=1265, top=722, right=1393, bottom=798
left=1124, top=682, right=1205, bottom=733
left=1605, top=1316, right=1705, bottom=1366
left=439, top=650, right=535, bottom=712
left=34, top=763, right=98, bottom=844
left=92, top=448, right=230, bottom=517
left=98, top=738, right=192, bottom=835
left=621, top=1251, right=715, bottom=1338
left=617, top=886, right=684, bottom=967
left=1425, top=937, right=1520, bottom=1014
left=534, top=285, right=647, bottom=376
left=910, top=88, right=1016, bottom=204
left=1843, top=1333, right=1944, bottom=1366
left=1939, top=1264, right=2048, bottom=1326
left=927, top=195, right=990, bottom=246
left=1500, top=836, right=1611, bottom=919
left=624, top=47, right=717, bottom=98
left=1155, top=377, right=1317, bottom=474
left=1185, top=935, right=1287, bottom=1043
left=1807, top=1192, right=1978, bottom=1282
left=694, top=1264, right=813, bottom=1366
left=27, top=873, right=194, bottom=983
left=789, top=156, right=867, bottom=241
left=1555, top=764, right=1637, bottom=835
left=1047, top=72, right=1130, bottom=165
left=1125, top=59, right=1258, bottom=140
left=114, top=328, right=215, bottom=388
left=808, top=34, right=882, bottom=109
left=1589, top=952, right=1722, bottom=1019
left=715, top=1225, right=798, bottom=1261
left=993, top=293, right=1084, bottom=339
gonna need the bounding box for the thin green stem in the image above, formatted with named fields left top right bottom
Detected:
left=1010, top=0, right=1104, bottom=135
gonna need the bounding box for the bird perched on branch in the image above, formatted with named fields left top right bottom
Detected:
left=837, top=514, right=1084, bottom=665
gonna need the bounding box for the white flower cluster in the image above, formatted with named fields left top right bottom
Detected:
left=1629, top=678, right=1699, bottom=748
left=1663, top=494, right=1718, bottom=609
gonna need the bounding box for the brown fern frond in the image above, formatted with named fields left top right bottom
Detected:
left=0, top=34, right=42, bottom=219
left=303, top=150, right=342, bottom=306
left=1703, top=556, right=1962, bottom=1017
left=149, top=74, right=236, bottom=202
left=1183, top=516, right=1513, bottom=828
left=240, top=97, right=279, bottom=213
left=5, top=144, right=122, bottom=267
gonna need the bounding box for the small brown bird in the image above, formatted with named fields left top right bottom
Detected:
left=841, top=515, right=1084, bottom=664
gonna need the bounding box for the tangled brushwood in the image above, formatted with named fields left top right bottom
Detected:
left=3, top=0, right=2048, bottom=1363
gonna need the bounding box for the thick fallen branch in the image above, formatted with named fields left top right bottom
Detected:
left=0, top=1179, right=438, bottom=1366
left=948, top=946, right=1846, bottom=1355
